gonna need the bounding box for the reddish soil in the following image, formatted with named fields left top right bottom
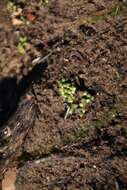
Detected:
left=0, top=0, right=127, bottom=190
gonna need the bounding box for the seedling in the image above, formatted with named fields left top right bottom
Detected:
left=58, top=79, right=94, bottom=118
left=20, top=16, right=29, bottom=25
left=44, top=0, right=49, bottom=3
left=81, top=4, right=127, bottom=24
left=6, top=0, right=16, bottom=11
left=40, top=0, right=49, bottom=4
left=17, top=36, right=28, bottom=54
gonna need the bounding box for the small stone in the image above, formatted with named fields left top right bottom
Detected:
left=93, top=165, right=97, bottom=169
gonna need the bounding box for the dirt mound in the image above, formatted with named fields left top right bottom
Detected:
left=0, top=0, right=127, bottom=190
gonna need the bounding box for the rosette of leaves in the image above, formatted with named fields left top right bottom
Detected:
left=58, top=79, right=94, bottom=118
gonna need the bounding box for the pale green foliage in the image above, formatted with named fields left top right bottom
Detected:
left=58, top=79, right=94, bottom=118
left=6, top=0, right=16, bottom=11
left=17, top=36, right=28, bottom=54
left=40, top=0, right=49, bottom=4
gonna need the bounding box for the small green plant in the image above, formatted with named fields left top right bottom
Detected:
left=82, top=4, right=127, bottom=24
left=40, top=0, right=49, bottom=4
left=58, top=79, right=76, bottom=104
left=17, top=36, right=28, bottom=54
left=58, top=79, right=94, bottom=118
left=6, top=0, right=16, bottom=11
left=20, top=16, right=29, bottom=25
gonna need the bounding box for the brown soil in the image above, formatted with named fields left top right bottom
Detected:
left=2, top=168, right=17, bottom=190
left=0, top=0, right=127, bottom=190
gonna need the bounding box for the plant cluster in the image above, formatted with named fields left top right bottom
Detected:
left=6, top=0, right=16, bottom=11
left=40, top=0, right=49, bottom=5
left=20, top=16, right=29, bottom=25
left=17, top=36, right=28, bottom=54
left=58, top=79, right=94, bottom=118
